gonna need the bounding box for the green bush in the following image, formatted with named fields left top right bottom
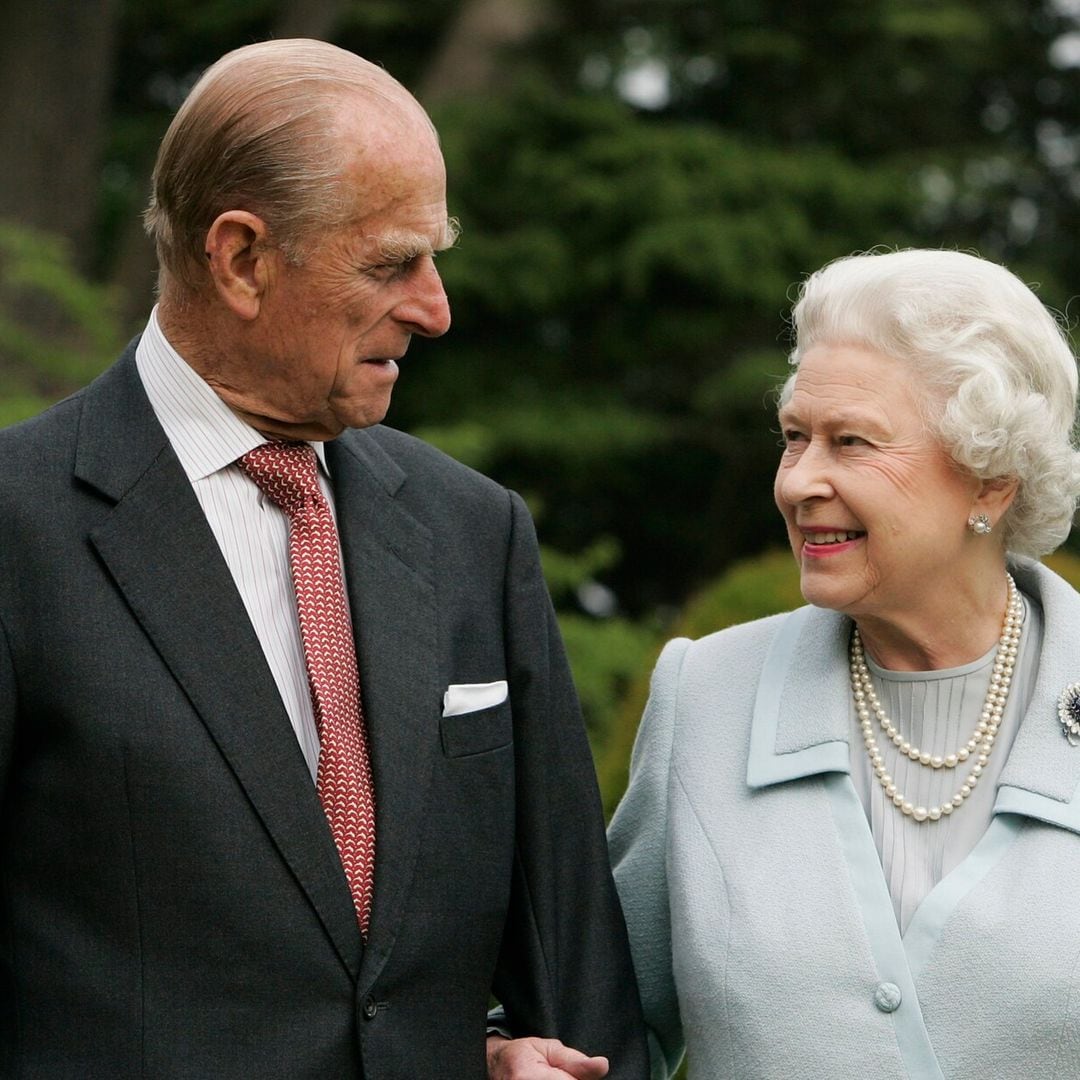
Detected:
left=0, top=220, right=124, bottom=424
left=598, top=548, right=802, bottom=816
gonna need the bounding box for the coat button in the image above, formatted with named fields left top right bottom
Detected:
left=362, top=995, right=379, bottom=1020
left=874, top=982, right=902, bottom=1013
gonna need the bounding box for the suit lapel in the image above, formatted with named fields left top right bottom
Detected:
left=326, top=432, right=440, bottom=988
left=76, top=353, right=363, bottom=976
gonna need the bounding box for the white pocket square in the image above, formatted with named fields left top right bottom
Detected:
left=442, top=680, right=509, bottom=717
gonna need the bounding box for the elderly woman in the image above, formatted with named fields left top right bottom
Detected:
left=488, top=248, right=1080, bottom=1080
left=603, top=248, right=1080, bottom=1079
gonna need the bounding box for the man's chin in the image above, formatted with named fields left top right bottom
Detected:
left=329, top=393, right=393, bottom=433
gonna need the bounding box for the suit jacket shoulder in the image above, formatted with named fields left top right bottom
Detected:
left=342, top=423, right=516, bottom=519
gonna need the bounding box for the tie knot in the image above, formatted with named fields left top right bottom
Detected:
left=238, top=441, right=323, bottom=517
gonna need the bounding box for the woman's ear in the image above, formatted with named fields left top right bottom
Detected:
left=203, top=211, right=276, bottom=320
left=971, top=475, right=1020, bottom=531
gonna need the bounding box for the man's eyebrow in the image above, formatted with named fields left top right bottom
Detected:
left=375, top=218, right=461, bottom=262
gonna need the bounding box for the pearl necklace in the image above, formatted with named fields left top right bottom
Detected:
left=849, top=573, right=1022, bottom=823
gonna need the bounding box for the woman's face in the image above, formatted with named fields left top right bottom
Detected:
left=773, top=343, right=981, bottom=625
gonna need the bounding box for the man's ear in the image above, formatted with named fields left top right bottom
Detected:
left=204, top=211, right=276, bottom=320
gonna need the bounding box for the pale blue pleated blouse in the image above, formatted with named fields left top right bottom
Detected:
left=850, top=592, right=1043, bottom=931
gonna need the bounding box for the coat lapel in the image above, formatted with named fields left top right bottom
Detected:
left=75, top=352, right=363, bottom=976
left=326, top=432, right=440, bottom=989
left=996, top=559, right=1080, bottom=832
left=746, top=604, right=853, bottom=788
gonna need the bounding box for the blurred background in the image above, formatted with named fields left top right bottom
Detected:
left=4, top=0, right=1080, bottom=814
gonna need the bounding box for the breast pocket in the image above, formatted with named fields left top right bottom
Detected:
left=439, top=701, right=512, bottom=758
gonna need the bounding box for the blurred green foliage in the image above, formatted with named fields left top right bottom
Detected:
left=0, top=221, right=120, bottom=423
left=596, top=547, right=802, bottom=815
left=4, top=0, right=1080, bottom=830
left=412, top=84, right=923, bottom=611
left=3, top=12, right=1078, bottom=1076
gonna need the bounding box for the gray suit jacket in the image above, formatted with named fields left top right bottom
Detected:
left=0, top=343, right=648, bottom=1079
left=611, top=558, right=1080, bottom=1079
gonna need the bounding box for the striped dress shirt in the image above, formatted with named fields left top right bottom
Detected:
left=135, top=308, right=335, bottom=780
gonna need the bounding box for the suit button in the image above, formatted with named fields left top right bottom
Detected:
left=362, top=995, right=379, bottom=1020
left=874, top=982, right=902, bottom=1013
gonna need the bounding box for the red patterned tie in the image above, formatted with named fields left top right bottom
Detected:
left=238, top=441, right=375, bottom=937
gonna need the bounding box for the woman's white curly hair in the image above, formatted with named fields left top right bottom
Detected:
left=785, top=248, right=1080, bottom=557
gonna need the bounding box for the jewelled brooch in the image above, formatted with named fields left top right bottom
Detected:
left=1058, top=683, right=1080, bottom=746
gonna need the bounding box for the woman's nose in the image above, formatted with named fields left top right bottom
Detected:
left=777, top=443, right=834, bottom=505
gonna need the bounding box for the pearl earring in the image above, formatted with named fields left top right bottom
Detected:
left=967, top=513, right=992, bottom=535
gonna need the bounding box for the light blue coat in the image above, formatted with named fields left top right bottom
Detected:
left=609, top=558, right=1080, bottom=1079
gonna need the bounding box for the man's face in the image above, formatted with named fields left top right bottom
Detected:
left=213, top=108, right=453, bottom=440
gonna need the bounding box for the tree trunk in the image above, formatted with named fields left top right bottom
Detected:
left=273, top=0, right=352, bottom=41
left=0, top=0, right=121, bottom=268
left=418, top=0, right=555, bottom=105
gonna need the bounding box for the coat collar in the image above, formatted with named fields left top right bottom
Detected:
left=995, top=559, right=1080, bottom=829
left=745, top=559, right=1080, bottom=835
left=746, top=602, right=852, bottom=787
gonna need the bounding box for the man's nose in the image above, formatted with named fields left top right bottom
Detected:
left=399, top=259, right=451, bottom=338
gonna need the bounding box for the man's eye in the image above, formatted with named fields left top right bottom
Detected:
left=365, top=257, right=419, bottom=280
left=838, top=435, right=866, bottom=447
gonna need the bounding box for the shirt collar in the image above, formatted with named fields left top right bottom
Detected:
left=135, top=307, right=329, bottom=482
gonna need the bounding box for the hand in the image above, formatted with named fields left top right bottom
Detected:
left=486, top=1034, right=610, bottom=1079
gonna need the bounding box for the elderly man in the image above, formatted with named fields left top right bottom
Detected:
left=0, top=39, right=646, bottom=1079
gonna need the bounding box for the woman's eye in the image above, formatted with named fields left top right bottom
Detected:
left=838, top=435, right=865, bottom=447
